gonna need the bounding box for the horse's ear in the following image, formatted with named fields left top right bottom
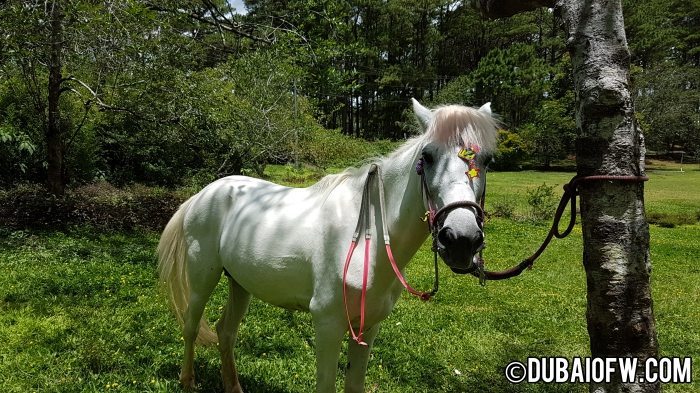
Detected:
left=478, top=102, right=492, bottom=116
left=412, top=98, right=432, bottom=130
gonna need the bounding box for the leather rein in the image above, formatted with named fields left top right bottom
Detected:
left=470, top=174, right=649, bottom=281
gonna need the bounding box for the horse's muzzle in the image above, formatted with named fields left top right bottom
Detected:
left=436, top=227, right=484, bottom=274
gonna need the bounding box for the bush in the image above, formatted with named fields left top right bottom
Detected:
left=490, top=198, right=516, bottom=219
left=0, top=183, right=71, bottom=229
left=492, top=129, right=526, bottom=170
left=295, top=125, right=398, bottom=169
left=526, top=183, right=558, bottom=221
left=519, top=97, right=577, bottom=169
left=263, top=164, right=326, bottom=186
left=0, top=182, right=186, bottom=231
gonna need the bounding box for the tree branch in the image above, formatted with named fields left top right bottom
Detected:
left=64, top=100, right=92, bottom=154
left=64, top=77, right=179, bottom=125
left=472, top=0, right=554, bottom=18
left=145, top=2, right=272, bottom=44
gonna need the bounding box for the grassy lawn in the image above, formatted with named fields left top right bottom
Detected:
left=0, top=168, right=698, bottom=392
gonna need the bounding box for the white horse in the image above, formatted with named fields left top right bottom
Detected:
left=157, top=99, right=498, bottom=393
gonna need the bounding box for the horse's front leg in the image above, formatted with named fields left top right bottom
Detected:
left=344, top=324, right=380, bottom=393
left=312, top=316, right=346, bottom=393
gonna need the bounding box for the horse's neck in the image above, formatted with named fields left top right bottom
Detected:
left=377, top=149, right=429, bottom=267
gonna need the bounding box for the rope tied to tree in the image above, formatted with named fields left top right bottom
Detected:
left=472, top=174, right=650, bottom=282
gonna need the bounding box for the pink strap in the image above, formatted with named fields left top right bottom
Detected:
left=342, top=164, right=435, bottom=345
left=360, top=238, right=370, bottom=339
left=342, top=240, right=369, bottom=346
left=386, top=244, right=433, bottom=301
left=342, top=239, right=434, bottom=346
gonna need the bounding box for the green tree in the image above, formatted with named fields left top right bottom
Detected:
left=634, top=63, right=700, bottom=153
left=0, top=0, right=185, bottom=192
left=0, top=0, right=267, bottom=189
left=471, top=43, right=550, bottom=128
left=0, top=72, right=43, bottom=184
left=624, top=0, right=700, bottom=153
left=93, top=48, right=320, bottom=185
left=623, top=0, right=678, bottom=67
left=521, top=95, right=577, bottom=168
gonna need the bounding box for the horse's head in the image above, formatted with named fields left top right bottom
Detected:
left=412, top=98, right=498, bottom=274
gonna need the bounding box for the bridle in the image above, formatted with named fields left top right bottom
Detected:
left=342, top=163, right=441, bottom=345
left=417, top=147, right=489, bottom=282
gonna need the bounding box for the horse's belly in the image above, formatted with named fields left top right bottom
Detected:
left=225, top=253, right=314, bottom=311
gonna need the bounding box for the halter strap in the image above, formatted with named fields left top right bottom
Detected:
left=342, top=165, right=374, bottom=345
left=376, top=165, right=438, bottom=300
left=433, top=201, right=484, bottom=229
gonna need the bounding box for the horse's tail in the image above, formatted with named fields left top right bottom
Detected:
left=157, top=196, right=218, bottom=345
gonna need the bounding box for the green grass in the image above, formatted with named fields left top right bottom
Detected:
left=485, top=168, right=700, bottom=225
left=0, top=169, right=698, bottom=392
left=646, top=158, right=700, bottom=172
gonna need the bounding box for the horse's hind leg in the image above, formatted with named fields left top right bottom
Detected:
left=180, top=249, right=222, bottom=390
left=216, top=276, right=251, bottom=393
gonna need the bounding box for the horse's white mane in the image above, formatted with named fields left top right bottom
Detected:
left=310, top=103, right=499, bottom=194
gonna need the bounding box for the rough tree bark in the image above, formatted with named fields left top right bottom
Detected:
left=475, top=1, right=659, bottom=392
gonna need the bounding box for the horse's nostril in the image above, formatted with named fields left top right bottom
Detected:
left=437, top=227, right=456, bottom=246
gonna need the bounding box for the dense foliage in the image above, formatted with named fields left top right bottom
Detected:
left=0, top=0, right=697, bottom=191
left=625, top=0, right=700, bottom=157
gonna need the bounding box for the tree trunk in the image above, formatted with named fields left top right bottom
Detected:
left=558, top=1, right=658, bottom=391
left=47, top=0, right=65, bottom=196
left=355, top=96, right=361, bottom=138
left=341, top=98, right=348, bottom=135
left=347, top=95, right=354, bottom=136
left=475, top=1, right=659, bottom=392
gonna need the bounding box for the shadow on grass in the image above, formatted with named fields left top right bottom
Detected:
left=150, top=358, right=292, bottom=393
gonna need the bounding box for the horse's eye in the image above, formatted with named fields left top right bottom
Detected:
left=422, top=152, right=434, bottom=164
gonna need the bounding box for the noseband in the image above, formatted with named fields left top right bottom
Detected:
left=433, top=201, right=484, bottom=229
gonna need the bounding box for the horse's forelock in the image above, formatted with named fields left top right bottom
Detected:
left=424, top=105, right=499, bottom=153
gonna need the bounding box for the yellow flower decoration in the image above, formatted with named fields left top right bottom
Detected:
left=466, top=166, right=480, bottom=179
left=459, top=143, right=481, bottom=180
left=458, top=148, right=476, bottom=161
